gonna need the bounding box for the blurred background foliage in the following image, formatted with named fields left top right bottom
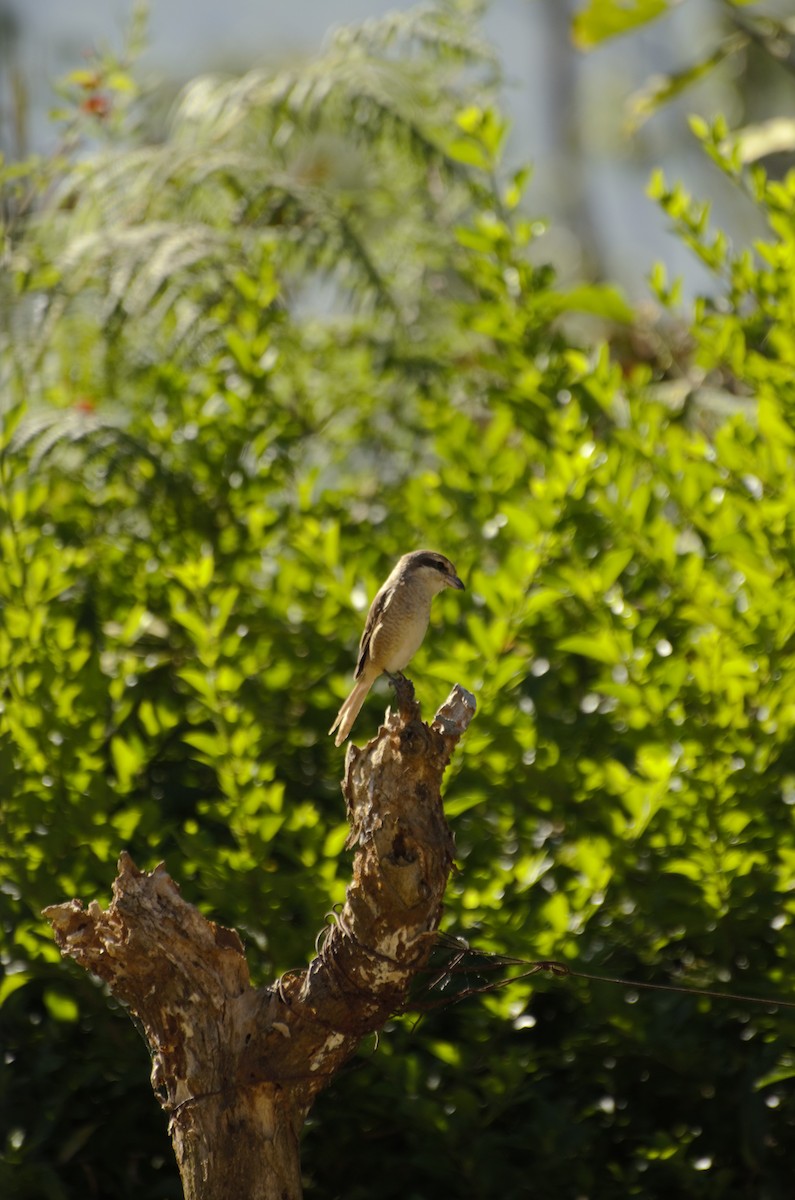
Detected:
left=4, top=0, right=795, bottom=297
left=3, top=1, right=795, bottom=1197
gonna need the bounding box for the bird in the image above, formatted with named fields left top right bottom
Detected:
left=329, top=550, right=465, bottom=747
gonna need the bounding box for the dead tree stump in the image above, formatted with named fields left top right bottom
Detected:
left=44, top=684, right=476, bottom=1200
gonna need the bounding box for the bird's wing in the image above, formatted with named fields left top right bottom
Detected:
left=355, top=583, right=395, bottom=679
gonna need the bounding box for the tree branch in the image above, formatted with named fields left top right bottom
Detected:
left=43, top=683, right=476, bottom=1200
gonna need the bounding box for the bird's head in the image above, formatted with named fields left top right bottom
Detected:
left=401, top=550, right=465, bottom=594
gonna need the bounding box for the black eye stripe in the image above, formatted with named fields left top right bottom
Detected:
left=414, top=553, right=449, bottom=572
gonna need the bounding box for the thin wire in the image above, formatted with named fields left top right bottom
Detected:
left=565, top=965, right=795, bottom=1011
left=412, top=947, right=795, bottom=1014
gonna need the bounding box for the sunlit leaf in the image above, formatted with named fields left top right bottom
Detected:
left=572, top=0, right=672, bottom=50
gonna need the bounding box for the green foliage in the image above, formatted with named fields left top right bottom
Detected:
left=576, top=0, right=795, bottom=149
left=572, top=0, right=674, bottom=50
left=3, top=2, right=795, bottom=1198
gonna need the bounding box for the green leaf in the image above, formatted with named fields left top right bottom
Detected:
left=446, top=139, right=491, bottom=170
left=0, top=974, right=30, bottom=1006
left=183, top=729, right=223, bottom=759
left=110, top=735, right=144, bottom=790
left=599, top=548, right=634, bottom=591
left=572, top=0, right=671, bottom=50
left=557, top=632, right=622, bottom=665
left=548, top=284, right=634, bottom=323
left=43, top=989, right=80, bottom=1022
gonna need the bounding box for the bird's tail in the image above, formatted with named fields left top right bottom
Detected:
left=329, top=673, right=374, bottom=747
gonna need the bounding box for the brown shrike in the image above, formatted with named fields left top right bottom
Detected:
left=329, top=550, right=465, bottom=746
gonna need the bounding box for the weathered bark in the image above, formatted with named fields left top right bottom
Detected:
left=44, top=682, right=475, bottom=1200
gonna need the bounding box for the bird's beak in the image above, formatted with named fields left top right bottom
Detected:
left=449, top=572, right=465, bottom=591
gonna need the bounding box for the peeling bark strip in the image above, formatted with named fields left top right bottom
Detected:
left=44, top=684, right=475, bottom=1200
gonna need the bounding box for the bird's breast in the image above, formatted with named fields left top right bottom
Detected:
left=377, top=606, right=431, bottom=673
